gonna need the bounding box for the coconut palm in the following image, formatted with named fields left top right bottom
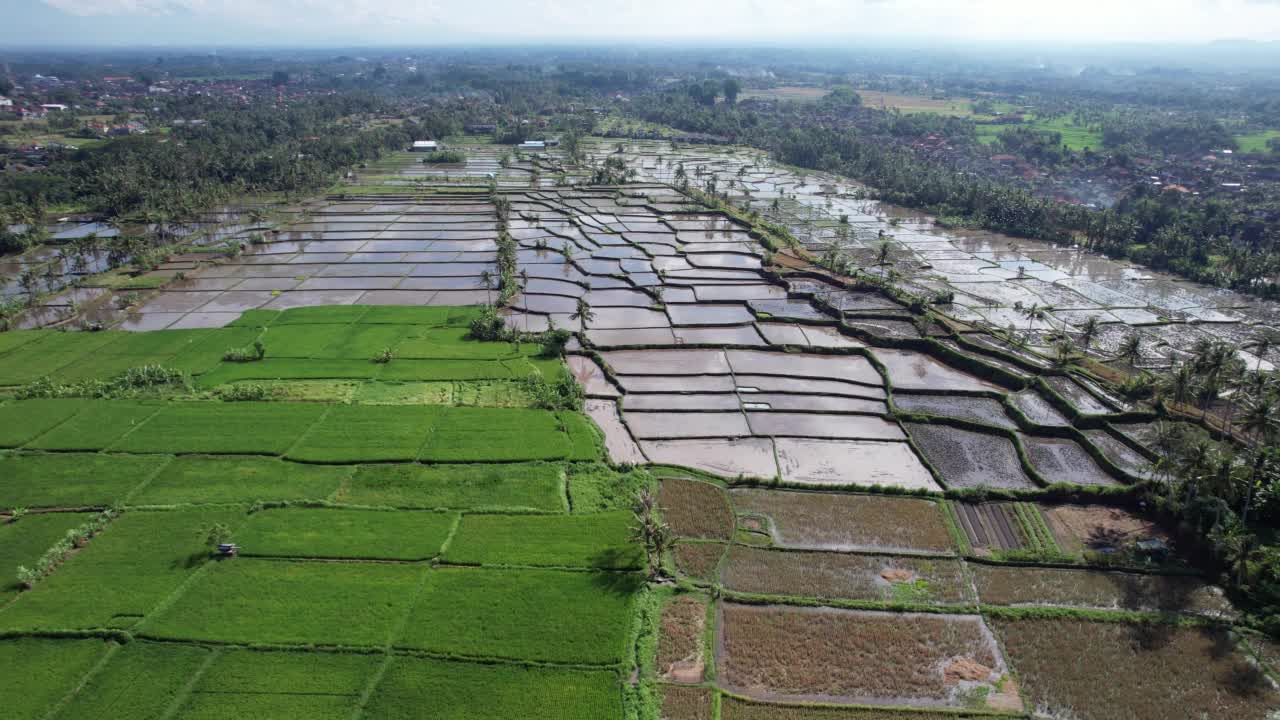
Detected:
left=1239, top=392, right=1279, bottom=445
left=1079, top=315, right=1101, bottom=349
left=1243, top=331, right=1278, bottom=372
left=478, top=270, right=495, bottom=305
left=630, top=489, right=673, bottom=581
left=1115, top=333, right=1143, bottom=367
left=570, top=298, right=595, bottom=328
left=1158, top=362, right=1200, bottom=413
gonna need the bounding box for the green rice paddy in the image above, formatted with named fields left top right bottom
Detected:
left=0, top=306, right=642, bottom=719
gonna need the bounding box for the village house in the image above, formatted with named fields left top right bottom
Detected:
left=411, top=140, right=439, bottom=152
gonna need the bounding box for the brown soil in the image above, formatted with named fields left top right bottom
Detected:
left=985, top=676, right=1024, bottom=713
left=943, top=657, right=992, bottom=684
left=880, top=568, right=915, bottom=583
left=1045, top=504, right=1168, bottom=556
left=741, top=517, right=764, bottom=532
left=658, top=595, right=707, bottom=683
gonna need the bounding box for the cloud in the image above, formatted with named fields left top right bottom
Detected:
left=30, top=0, right=1280, bottom=43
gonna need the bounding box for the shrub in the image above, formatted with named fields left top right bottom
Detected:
left=223, top=340, right=266, bottom=362
left=371, top=346, right=393, bottom=364
left=468, top=306, right=508, bottom=341
left=421, top=150, right=466, bottom=163
left=16, top=508, right=118, bottom=589
left=523, top=370, right=584, bottom=411
left=215, top=383, right=275, bottom=401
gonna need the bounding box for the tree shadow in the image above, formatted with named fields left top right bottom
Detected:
left=587, top=549, right=646, bottom=596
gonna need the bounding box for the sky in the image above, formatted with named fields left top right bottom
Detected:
left=4, top=0, right=1280, bottom=46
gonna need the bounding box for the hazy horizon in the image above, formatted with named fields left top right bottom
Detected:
left=5, top=0, right=1280, bottom=49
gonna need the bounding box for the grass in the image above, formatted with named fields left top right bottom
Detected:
left=25, top=400, right=165, bottom=451
left=131, top=455, right=349, bottom=505
left=857, top=90, right=984, bottom=116
left=993, top=618, right=1278, bottom=719
left=1234, top=129, right=1279, bottom=154
left=0, top=509, right=245, bottom=631
left=365, top=655, right=623, bottom=719
left=0, top=512, right=94, bottom=596
left=51, top=641, right=212, bottom=720
left=141, top=559, right=425, bottom=647
left=974, top=115, right=1104, bottom=151
left=0, top=332, right=123, bottom=386
left=397, top=567, right=642, bottom=664
left=729, top=489, right=954, bottom=553
left=338, top=462, right=566, bottom=511
left=659, top=478, right=735, bottom=540
left=0, top=637, right=112, bottom=720
left=110, top=401, right=325, bottom=455
left=718, top=604, right=1005, bottom=706
left=287, top=405, right=441, bottom=463
left=0, top=453, right=170, bottom=509
left=173, top=647, right=377, bottom=719
left=567, top=463, right=651, bottom=513
left=443, top=511, right=643, bottom=569
left=417, top=407, right=576, bottom=462
left=238, top=508, right=456, bottom=560
left=0, top=398, right=92, bottom=447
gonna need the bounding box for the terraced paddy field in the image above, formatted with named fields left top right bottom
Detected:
left=3, top=146, right=1277, bottom=719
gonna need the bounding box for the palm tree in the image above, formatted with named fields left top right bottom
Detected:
left=1239, top=393, right=1278, bottom=445
left=1020, top=302, right=1043, bottom=330
left=1243, top=331, right=1278, bottom=372
left=630, top=489, right=672, bottom=581
left=478, top=270, right=495, bottom=305
left=1079, top=315, right=1101, bottom=350
left=570, top=298, right=595, bottom=328
left=1052, top=338, right=1077, bottom=368
left=1115, top=333, right=1143, bottom=367
left=1158, top=362, right=1199, bottom=413
left=875, top=239, right=893, bottom=267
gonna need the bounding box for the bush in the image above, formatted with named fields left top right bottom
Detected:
left=468, top=306, right=508, bottom=341
left=421, top=150, right=466, bottom=163
left=371, top=346, right=393, bottom=364
left=215, top=383, right=275, bottom=402
left=223, top=340, right=266, bottom=362
left=523, top=370, right=584, bottom=411
left=15, top=364, right=188, bottom=400
left=16, top=508, right=118, bottom=589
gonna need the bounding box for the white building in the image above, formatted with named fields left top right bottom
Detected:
left=0, top=97, right=12, bottom=108
left=518, top=140, right=546, bottom=151
left=411, top=140, right=439, bottom=152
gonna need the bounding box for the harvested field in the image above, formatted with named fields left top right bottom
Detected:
left=658, top=595, right=708, bottom=683
left=973, top=564, right=1235, bottom=617
left=661, top=686, right=714, bottom=720
left=1043, top=504, right=1170, bottom=558
left=721, top=546, right=973, bottom=605
left=729, top=489, right=954, bottom=554
left=949, top=502, right=1032, bottom=554
left=718, top=604, right=1007, bottom=707
left=994, top=618, right=1279, bottom=719
left=905, top=423, right=1036, bottom=490
left=660, top=477, right=735, bottom=539
left=720, top=696, right=1013, bottom=719
left=675, top=542, right=726, bottom=581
